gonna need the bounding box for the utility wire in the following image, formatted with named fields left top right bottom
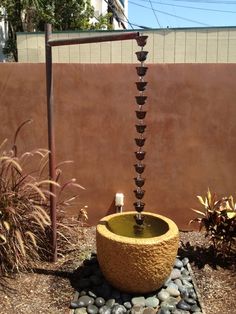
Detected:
left=135, top=0, right=236, bottom=13
left=129, top=1, right=210, bottom=26
left=103, top=0, right=134, bottom=29
left=147, top=0, right=162, bottom=27
left=165, top=0, right=236, bottom=4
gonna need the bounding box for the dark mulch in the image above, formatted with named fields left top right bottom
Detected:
left=0, top=226, right=235, bottom=314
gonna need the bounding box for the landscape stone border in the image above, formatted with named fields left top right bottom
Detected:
left=69, top=253, right=206, bottom=314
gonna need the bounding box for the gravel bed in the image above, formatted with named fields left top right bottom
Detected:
left=69, top=253, right=204, bottom=314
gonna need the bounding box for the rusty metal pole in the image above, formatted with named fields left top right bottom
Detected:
left=45, top=23, right=57, bottom=262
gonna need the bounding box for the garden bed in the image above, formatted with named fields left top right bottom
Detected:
left=0, top=227, right=235, bottom=314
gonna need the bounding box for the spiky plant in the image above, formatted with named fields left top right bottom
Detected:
left=190, top=189, right=236, bottom=256
left=0, top=120, right=84, bottom=273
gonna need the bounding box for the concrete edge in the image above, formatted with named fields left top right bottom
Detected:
left=187, top=263, right=207, bottom=314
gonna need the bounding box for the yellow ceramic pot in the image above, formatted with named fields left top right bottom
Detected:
left=96, top=211, right=179, bottom=294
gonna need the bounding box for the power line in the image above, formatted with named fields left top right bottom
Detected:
left=135, top=0, right=236, bottom=13
left=147, top=0, right=162, bottom=27
left=165, top=0, right=236, bottom=4
left=129, top=1, right=211, bottom=26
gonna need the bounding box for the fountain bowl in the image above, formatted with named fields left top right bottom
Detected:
left=96, top=211, right=179, bottom=294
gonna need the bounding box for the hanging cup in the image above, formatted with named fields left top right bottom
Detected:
left=134, top=188, right=145, bottom=199
left=135, top=138, right=146, bottom=147
left=136, top=81, right=148, bottom=92
left=136, top=67, right=148, bottom=77
left=135, top=110, right=147, bottom=120
left=135, top=124, right=146, bottom=133
left=135, top=96, right=147, bottom=106
left=136, top=51, right=148, bottom=62
left=134, top=177, right=145, bottom=187
left=135, top=151, right=146, bottom=160
left=134, top=201, right=145, bottom=213
left=134, top=163, right=145, bottom=174
left=136, top=35, right=148, bottom=47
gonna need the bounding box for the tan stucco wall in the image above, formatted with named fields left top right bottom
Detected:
left=17, top=27, right=236, bottom=63
left=0, top=63, right=235, bottom=229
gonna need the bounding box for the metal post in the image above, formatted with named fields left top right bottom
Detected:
left=45, top=24, right=57, bottom=262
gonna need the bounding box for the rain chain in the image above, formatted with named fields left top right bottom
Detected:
left=134, top=35, right=149, bottom=229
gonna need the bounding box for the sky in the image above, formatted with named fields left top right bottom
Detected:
left=127, top=0, right=236, bottom=29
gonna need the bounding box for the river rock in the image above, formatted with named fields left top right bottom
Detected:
left=131, top=305, right=144, bottom=314
left=145, top=296, right=159, bottom=307
left=174, top=258, right=183, bottom=269
left=75, top=307, right=87, bottom=314
left=170, top=269, right=181, bottom=280
left=124, top=302, right=132, bottom=310
left=95, top=297, right=106, bottom=307
left=111, top=305, right=126, bottom=314
left=88, top=304, right=99, bottom=314
left=167, top=282, right=179, bottom=290
left=106, top=299, right=116, bottom=308
left=157, top=289, right=170, bottom=302
left=184, top=297, right=197, bottom=305
left=131, top=296, right=146, bottom=307
left=182, top=280, right=193, bottom=288
left=78, top=295, right=94, bottom=307
left=143, top=307, right=156, bottom=314
left=99, top=305, right=112, bottom=314
left=191, top=304, right=201, bottom=312
left=166, top=286, right=180, bottom=297
left=182, top=257, right=189, bottom=266
left=157, top=309, right=171, bottom=314
left=177, top=300, right=191, bottom=311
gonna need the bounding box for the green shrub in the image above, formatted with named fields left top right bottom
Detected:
left=0, top=120, right=84, bottom=273
left=190, top=189, right=236, bottom=256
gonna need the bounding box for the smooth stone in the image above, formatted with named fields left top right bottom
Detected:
left=164, top=297, right=178, bottom=306
left=106, top=299, right=116, bottom=308
left=170, top=269, right=181, bottom=280
left=131, top=296, right=146, bottom=307
left=182, top=280, right=193, bottom=288
left=157, top=309, right=171, bottom=314
left=163, top=276, right=172, bottom=287
left=143, top=307, right=156, bottom=314
left=131, top=305, right=144, bottom=314
left=88, top=291, right=97, bottom=298
left=70, top=300, right=81, bottom=309
left=157, top=290, right=170, bottom=302
left=90, top=275, right=103, bottom=286
left=182, top=257, right=189, bottom=266
left=78, top=296, right=94, bottom=307
left=78, top=278, right=91, bottom=289
left=99, top=306, right=112, bottom=314
left=95, top=297, right=106, bottom=307
left=174, top=258, right=183, bottom=269
left=177, top=300, right=191, bottom=311
left=75, top=307, right=87, bottom=314
left=111, top=305, right=127, bottom=314
left=191, top=304, right=201, bottom=312
left=181, top=275, right=192, bottom=282
left=124, top=302, right=132, bottom=310
left=160, top=301, right=176, bottom=311
left=172, top=310, right=184, bottom=314
left=166, top=286, right=180, bottom=297
left=88, top=304, right=99, bottom=314
left=145, top=296, right=159, bottom=308
left=189, top=290, right=197, bottom=300
left=80, top=291, right=87, bottom=296
left=181, top=269, right=189, bottom=276
left=167, top=282, right=179, bottom=290
left=174, top=279, right=183, bottom=288
left=184, top=297, right=197, bottom=305
left=179, top=286, right=189, bottom=298
left=194, top=312, right=203, bottom=314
